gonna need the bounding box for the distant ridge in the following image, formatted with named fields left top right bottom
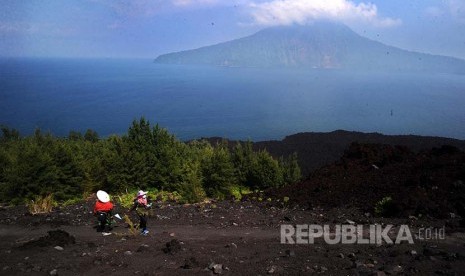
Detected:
left=155, top=21, right=465, bottom=73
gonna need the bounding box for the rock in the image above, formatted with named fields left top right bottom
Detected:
left=352, top=261, right=364, bottom=268
left=124, top=251, right=132, bottom=256
left=180, top=257, right=199, bottom=269
left=136, top=244, right=150, bottom=253
left=49, top=269, right=58, bottom=276
left=163, top=239, right=181, bottom=254
left=21, top=230, right=75, bottom=249
left=267, top=265, right=277, bottom=274
left=285, top=249, right=295, bottom=257
left=346, top=219, right=356, bottom=225
left=410, top=250, right=417, bottom=256
left=226, top=243, right=238, bottom=249
left=212, top=264, right=223, bottom=274
left=54, top=246, right=64, bottom=251
left=338, top=253, right=344, bottom=259
left=384, top=265, right=403, bottom=275
left=348, top=252, right=356, bottom=259
left=169, top=233, right=175, bottom=237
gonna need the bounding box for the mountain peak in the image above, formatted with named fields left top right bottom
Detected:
left=154, top=22, right=465, bottom=73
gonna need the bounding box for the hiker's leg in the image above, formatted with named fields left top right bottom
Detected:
left=139, top=214, right=147, bottom=231
left=105, top=212, right=113, bottom=231
left=97, top=212, right=107, bottom=232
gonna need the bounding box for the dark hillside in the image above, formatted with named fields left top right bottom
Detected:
left=268, top=143, right=465, bottom=220
left=204, top=130, right=465, bottom=177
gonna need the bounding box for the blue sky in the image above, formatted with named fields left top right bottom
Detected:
left=1, top=0, right=464, bottom=59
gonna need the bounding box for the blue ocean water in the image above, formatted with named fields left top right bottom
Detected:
left=1, top=58, right=465, bottom=141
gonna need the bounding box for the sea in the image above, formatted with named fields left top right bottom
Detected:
left=1, top=58, right=465, bottom=141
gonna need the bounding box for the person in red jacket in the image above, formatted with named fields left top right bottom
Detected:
left=94, top=190, right=114, bottom=234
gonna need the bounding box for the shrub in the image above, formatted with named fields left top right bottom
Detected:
left=374, top=196, right=399, bottom=217
left=28, top=194, right=55, bottom=214
left=229, top=185, right=252, bottom=201
left=117, top=191, right=136, bottom=209
left=123, top=214, right=139, bottom=236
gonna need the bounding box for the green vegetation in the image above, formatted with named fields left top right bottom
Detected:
left=374, top=196, right=398, bottom=217
left=28, top=194, right=55, bottom=214
left=0, top=119, right=301, bottom=205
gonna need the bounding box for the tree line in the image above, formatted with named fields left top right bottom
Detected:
left=0, top=118, right=301, bottom=204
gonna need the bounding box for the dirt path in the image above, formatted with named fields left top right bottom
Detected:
left=1, top=201, right=465, bottom=275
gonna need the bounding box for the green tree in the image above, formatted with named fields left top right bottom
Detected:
left=0, top=125, right=20, bottom=142
left=202, top=144, right=237, bottom=198
left=280, top=152, right=302, bottom=184
left=250, top=150, right=284, bottom=189
left=84, top=129, right=99, bottom=142
left=68, top=131, right=83, bottom=141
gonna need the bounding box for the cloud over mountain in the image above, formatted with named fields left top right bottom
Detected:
left=248, top=0, right=401, bottom=27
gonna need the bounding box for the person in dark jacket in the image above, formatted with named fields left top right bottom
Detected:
left=130, top=190, right=151, bottom=235
left=93, top=190, right=114, bottom=235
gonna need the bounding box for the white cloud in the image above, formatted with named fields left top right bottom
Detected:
left=248, top=0, right=401, bottom=28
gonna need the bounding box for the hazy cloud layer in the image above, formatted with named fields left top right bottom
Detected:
left=248, top=0, right=401, bottom=27
left=447, top=0, right=465, bottom=22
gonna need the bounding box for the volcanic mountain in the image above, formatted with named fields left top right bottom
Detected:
left=154, top=22, right=465, bottom=73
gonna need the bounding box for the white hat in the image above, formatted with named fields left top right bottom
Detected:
left=137, top=190, right=148, bottom=197
left=97, top=190, right=110, bottom=203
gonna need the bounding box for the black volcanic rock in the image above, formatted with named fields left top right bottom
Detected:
left=268, top=143, right=465, bottom=219
left=154, top=22, right=465, bottom=73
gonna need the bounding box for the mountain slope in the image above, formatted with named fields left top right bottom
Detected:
left=154, top=22, right=465, bottom=73
left=204, top=130, right=465, bottom=177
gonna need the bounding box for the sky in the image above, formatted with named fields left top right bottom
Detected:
left=1, top=0, right=465, bottom=59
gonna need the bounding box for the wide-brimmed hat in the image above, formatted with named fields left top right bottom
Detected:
left=97, top=190, right=110, bottom=203
left=137, top=190, right=148, bottom=197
